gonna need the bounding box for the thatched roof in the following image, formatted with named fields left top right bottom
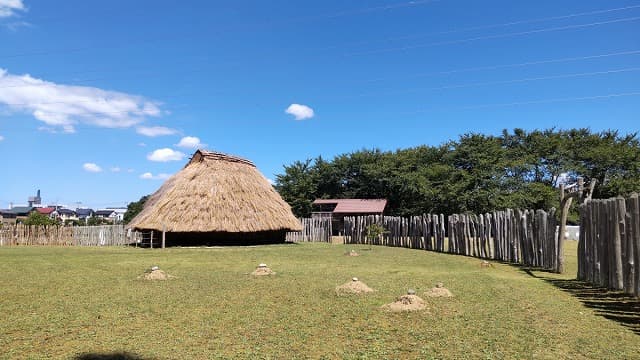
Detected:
left=128, top=150, right=302, bottom=233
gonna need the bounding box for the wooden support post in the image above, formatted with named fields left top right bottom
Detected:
left=150, top=231, right=153, bottom=249
left=162, top=225, right=166, bottom=249
left=630, top=193, right=640, bottom=297
left=612, top=197, right=625, bottom=290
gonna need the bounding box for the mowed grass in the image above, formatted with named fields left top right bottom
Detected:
left=0, top=242, right=638, bottom=359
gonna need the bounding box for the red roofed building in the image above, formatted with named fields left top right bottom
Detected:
left=35, top=207, right=56, bottom=217
left=312, top=199, right=387, bottom=235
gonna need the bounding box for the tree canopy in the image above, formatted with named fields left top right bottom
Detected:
left=123, top=195, right=149, bottom=224
left=275, top=128, right=640, bottom=219
left=23, top=212, right=60, bottom=226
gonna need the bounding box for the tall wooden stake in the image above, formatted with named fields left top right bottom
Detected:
left=557, top=177, right=596, bottom=273
left=162, top=225, right=166, bottom=249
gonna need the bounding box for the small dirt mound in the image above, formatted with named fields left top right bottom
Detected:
left=336, top=277, right=374, bottom=295
left=345, top=249, right=360, bottom=257
left=424, top=282, right=453, bottom=297
left=382, top=293, right=427, bottom=312
left=251, top=263, right=276, bottom=276
left=139, top=267, right=172, bottom=281
left=480, top=260, right=493, bottom=268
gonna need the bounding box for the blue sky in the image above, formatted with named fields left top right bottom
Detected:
left=0, top=0, right=638, bottom=209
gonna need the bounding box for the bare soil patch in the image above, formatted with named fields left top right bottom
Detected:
left=139, top=269, right=173, bottom=280
left=336, top=278, right=374, bottom=295
left=382, top=294, right=427, bottom=312
left=251, top=264, right=276, bottom=276
left=424, top=282, right=453, bottom=297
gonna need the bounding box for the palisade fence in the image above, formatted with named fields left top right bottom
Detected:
left=0, top=224, right=129, bottom=246
left=286, top=217, right=332, bottom=243
left=578, top=195, right=640, bottom=296
left=344, top=208, right=559, bottom=269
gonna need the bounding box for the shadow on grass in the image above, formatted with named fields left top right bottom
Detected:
left=519, top=267, right=640, bottom=335
left=74, top=352, right=147, bottom=360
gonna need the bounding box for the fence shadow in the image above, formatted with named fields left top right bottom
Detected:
left=518, top=267, right=640, bottom=335
left=74, top=352, right=148, bottom=360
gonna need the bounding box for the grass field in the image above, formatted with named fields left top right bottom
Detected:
left=0, top=242, right=638, bottom=359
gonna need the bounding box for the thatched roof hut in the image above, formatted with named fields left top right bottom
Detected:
left=128, top=149, right=301, bottom=245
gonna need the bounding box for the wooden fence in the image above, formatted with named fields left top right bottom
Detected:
left=0, top=224, right=129, bottom=246
left=286, top=218, right=332, bottom=242
left=344, top=209, right=558, bottom=269
left=448, top=209, right=558, bottom=268
left=578, top=195, right=639, bottom=296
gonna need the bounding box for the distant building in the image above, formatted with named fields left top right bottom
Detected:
left=28, top=190, right=42, bottom=207
left=312, top=199, right=387, bottom=235
left=76, top=208, right=95, bottom=220
left=56, top=208, right=78, bottom=223
left=0, top=206, right=34, bottom=225
left=103, top=208, right=126, bottom=222
left=95, top=209, right=118, bottom=223
left=35, top=207, right=57, bottom=218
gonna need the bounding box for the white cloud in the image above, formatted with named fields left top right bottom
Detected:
left=0, top=0, right=25, bottom=18
left=137, top=142, right=147, bottom=147
left=0, top=68, right=162, bottom=133
left=176, top=136, right=205, bottom=149
left=83, top=162, right=102, bottom=173
left=136, top=126, right=178, bottom=137
left=110, top=167, right=121, bottom=173
left=0, top=135, right=4, bottom=141
left=285, top=103, right=314, bottom=120
left=127, top=168, right=135, bottom=173
left=147, top=148, right=185, bottom=162
left=140, top=172, right=171, bottom=180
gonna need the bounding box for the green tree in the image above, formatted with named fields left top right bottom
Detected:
left=123, top=195, right=150, bottom=224
left=274, top=128, right=640, bottom=218
left=87, top=217, right=107, bottom=226
left=275, top=159, right=318, bottom=217
left=24, top=212, right=58, bottom=226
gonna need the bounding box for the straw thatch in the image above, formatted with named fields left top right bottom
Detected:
left=128, top=150, right=301, bottom=244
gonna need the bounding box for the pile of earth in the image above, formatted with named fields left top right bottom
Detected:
left=251, top=263, right=276, bottom=276
left=382, top=292, right=427, bottom=312
left=336, top=277, right=374, bottom=295
left=424, top=282, right=453, bottom=297
left=139, top=266, right=173, bottom=280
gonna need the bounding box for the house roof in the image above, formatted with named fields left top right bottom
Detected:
left=57, top=208, right=76, bottom=216
left=95, top=210, right=116, bottom=216
left=312, top=199, right=387, bottom=213
left=76, top=208, right=94, bottom=216
left=128, top=149, right=301, bottom=233
left=36, top=207, right=56, bottom=215
left=3, top=206, right=33, bottom=215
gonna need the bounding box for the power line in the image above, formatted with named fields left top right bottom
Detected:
left=347, top=67, right=640, bottom=98
left=374, top=50, right=640, bottom=82
left=0, top=1, right=443, bottom=60
left=307, top=0, right=442, bottom=19
left=4, top=66, right=639, bottom=108
left=354, top=4, right=640, bottom=47
left=404, top=91, right=640, bottom=114
left=4, top=66, right=638, bottom=108
left=2, top=49, right=638, bottom=91
left=348, top=16, right=640, bottom=56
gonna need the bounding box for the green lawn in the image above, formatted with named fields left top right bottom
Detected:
left=0, top=242, right=638, bottom=359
